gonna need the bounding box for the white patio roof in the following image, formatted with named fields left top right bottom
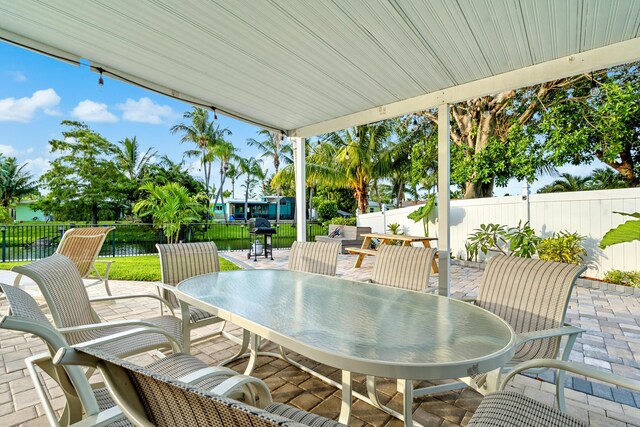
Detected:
left=1, top=0, right=640, bottom=137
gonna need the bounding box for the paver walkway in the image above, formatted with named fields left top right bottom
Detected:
left=0, top=249, right=638, bottom=426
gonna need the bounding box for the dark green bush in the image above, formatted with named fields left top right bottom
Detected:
left=323, top=216, right=356, bottom=227
left=317, top=201, right=338, bottom=221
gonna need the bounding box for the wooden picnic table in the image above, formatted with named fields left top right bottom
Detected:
left=346, top=232, right=439, bottom=272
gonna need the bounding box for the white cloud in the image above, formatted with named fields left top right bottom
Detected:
left=0, top=144, right=18, bottom=157
left=22, top=157, right=52, bottom=180
left=71, top=100, right=117, bottom=123
left=7, top=71, right=27, bottom=82
left=117, top=97, right=176, bottom=124
left=0, top=89, right=61, bottom=123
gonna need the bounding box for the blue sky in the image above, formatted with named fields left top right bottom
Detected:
left=0, top=40, right=600, bottom=198
left=0, top=41, right=266, bottom=196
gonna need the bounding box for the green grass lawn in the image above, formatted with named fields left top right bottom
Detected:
left=0, top=255, right=241, bottom=282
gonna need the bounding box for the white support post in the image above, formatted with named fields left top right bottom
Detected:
left=437, top=104, right=451, bottom=297
left=293, top=137, right=306, bottom=242
left=521, top=181, right=531, bottom=224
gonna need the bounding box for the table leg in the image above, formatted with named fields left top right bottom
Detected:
left=244, top=332, right=261, bottom=375
left=400, top=379, right=414, bottom=427
left=422, top=240, right=439, bottom=273
left=339, top=370, right=353, bottom=425
left=353, top=236, right=372, bottom=268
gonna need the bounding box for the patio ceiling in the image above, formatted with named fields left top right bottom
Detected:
left=1, top=0, right=640, bottom=137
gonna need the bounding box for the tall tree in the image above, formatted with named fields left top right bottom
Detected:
left=211, top=139, right=237, bottom=220
left=247, top=130, right=292, bottom=221
left=144, top=155, right=206, bottom=196
left=36, top=121, right=126, bottom=223
left=540, top=64, right=640, bottom=185
left=322, top=122, right=392, bottom=213
left=589, top=167, right=629, bottom=190
left=238, top=158, right=265, bottom=220
left=226, top=162, right=241, bottom=199
left=0, top=156, right=38, bottom=207
left=111, top=136, right=156, bottom=211
left=170, top=108, right=231, bottom=202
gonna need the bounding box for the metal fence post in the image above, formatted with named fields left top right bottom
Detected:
left=112, top=226, right=116, bottom=257
left=1, top=226, right=6, bottom=263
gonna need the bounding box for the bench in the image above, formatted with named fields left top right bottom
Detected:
left=315, top=225, right=371, bottom=254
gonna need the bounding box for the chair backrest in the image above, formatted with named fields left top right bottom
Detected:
left=371, top=245, right=437, bottom=291
left=12, top=253, right=101, bottom=344
left=287, top=241, right=341, bottom=276
left=477, top=255, right=586, bottom=360
left=71, top=347, right=316, bottom=427
left=156, top=242, right=221, bottom=308
left=56, top=226, right=114, bottom=277
left=0, top=283, right=101, bottom=416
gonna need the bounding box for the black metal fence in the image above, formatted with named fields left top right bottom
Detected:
left=0, top=221, right=327, bottom=262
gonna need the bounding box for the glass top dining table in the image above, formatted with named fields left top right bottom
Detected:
left=176, top=269, right=516, bottom=425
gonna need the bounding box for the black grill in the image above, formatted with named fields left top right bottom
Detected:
left=248, top=218, right=276, bottom=261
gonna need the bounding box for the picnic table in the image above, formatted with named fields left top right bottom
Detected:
left=346, top=232, right=439, bottom=272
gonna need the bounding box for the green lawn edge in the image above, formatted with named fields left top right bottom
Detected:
left=0, top=255, right=241, bottom=282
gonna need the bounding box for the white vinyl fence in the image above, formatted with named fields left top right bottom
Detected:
left=357, top=188, right=640, bottom=279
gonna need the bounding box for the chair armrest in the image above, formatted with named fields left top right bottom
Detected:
left=500, top=358, right=640, bottom=392
left=177, top=366, right=240, bottom=384
left=515, top=325, right=584, bottom=347
left=211, top=375, right=273, bottom=409
left=460, top=297, right=477, bottom=304
left=58, top=319, right=165, bottom=334
left=69, top=406, right=125, bottom=427
left=151, top=281, right=190, bottom=314
left=90, top=294, right=176, bottom=316
left=94, top=260, right=114, bottom=266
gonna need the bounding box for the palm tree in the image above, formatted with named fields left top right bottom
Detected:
left=112, top=137, right=156, bottom=182
left=226, top=162, right=241, bottom=198
left=170, top=108, right=231, bottom=202
left=0, top=156, right=38, bottom=207
left=238, top=158, right=265, bottom=220
left=247, top=130, right=292, bottom=222
left=589, top=167, right=628, bottom=190
left=322, top=121, right=392, bottom=213
left=133, top=182, right=205, bottom=243
left=211, top=139, right=238, bottom=220
left=537, top=173, right=592, bottom=193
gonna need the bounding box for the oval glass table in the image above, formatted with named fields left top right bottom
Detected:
left=177, top=269, right=515, bottom=426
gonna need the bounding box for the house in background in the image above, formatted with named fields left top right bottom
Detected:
left=11, top=200, right=51, bottom=222
left=213, top=197, right=296, bottom=221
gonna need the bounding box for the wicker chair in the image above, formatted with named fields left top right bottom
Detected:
left=370, top=245, right=437, bottom=292
left=468, top=358, right=640, bottom=427
left=156, top=242, right=246, bottom=353
left=0, top=283, right=267, bottom=427
left=287, top=241, right=342, bottom=276
left=55, top=346, right=347, bottom=427
left=12, top=253, right=185, bottom=357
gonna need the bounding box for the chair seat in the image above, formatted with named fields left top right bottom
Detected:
left=265, top=402, right=346, bottom=427
left=93, top=388, right=132, bottom=427
left=467, top=391, right=586, bottom=427
left=70, top=315, right=183, bottom=357
left=188, top=305, right=216, bottom=322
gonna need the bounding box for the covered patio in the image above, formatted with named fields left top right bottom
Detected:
left=1, top=251, right=639, bottom=426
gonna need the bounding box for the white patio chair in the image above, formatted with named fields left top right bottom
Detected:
left=0, top=283, right=265, bottom=427
left=370, top=244, right=438, bottom=292
left=287, top=241, right=341, bottom=276
left=12, top=253, right=184, bottom=357
left=156, top=242, right=246, bottom=353
left=468, top=358, right=640, bottom=426
left=55, top=345, right=348, bottom=427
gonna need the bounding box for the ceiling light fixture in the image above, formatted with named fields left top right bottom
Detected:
left=97, top=67, right=104, bottom=86
left=211, top=107, right=218, bottom=120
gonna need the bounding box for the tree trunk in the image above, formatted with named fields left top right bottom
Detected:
left=464, top=180, right=494, bottom=199
left=355, top=185, right=368, bottom=214
left=596, top=147, right=638, bottom=185
left=90, top=203, right=98, bottom=225
left=244, top=176, right=250, bottom=220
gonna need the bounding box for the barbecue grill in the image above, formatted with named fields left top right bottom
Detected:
left=248, top=217, right=276, bottom=261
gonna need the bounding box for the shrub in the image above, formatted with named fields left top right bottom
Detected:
left=317, top=201, right=338, bottom=221
left=603, top=270, right=640, bottom=288
left=323, top=216, right=356, bottom=227
left=465, top=221, right=539, bottom=261
left=537, top=231, right=586, bottom=265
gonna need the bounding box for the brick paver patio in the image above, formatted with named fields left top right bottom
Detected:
left=0, top=249, right=639, bottom=426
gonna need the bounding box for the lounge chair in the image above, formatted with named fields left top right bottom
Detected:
left=315, top=225, right=371, bottom=254
left=287, top=241, right=341, bottom=276
left=156, top=242, right=244, bottom=353
left=0, top=283, right=264, bottom=427
left=370, top=245, right=437, bottom=292
left=468, top=358, right=640, bottom=426
left=55, top=345, right=348, bottom=427
left=12, top=253, right=184, bottom=357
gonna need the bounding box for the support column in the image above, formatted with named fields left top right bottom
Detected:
left=293, top=137, right=306, bottom=242
left=437, top=104, right=451, bottom=297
